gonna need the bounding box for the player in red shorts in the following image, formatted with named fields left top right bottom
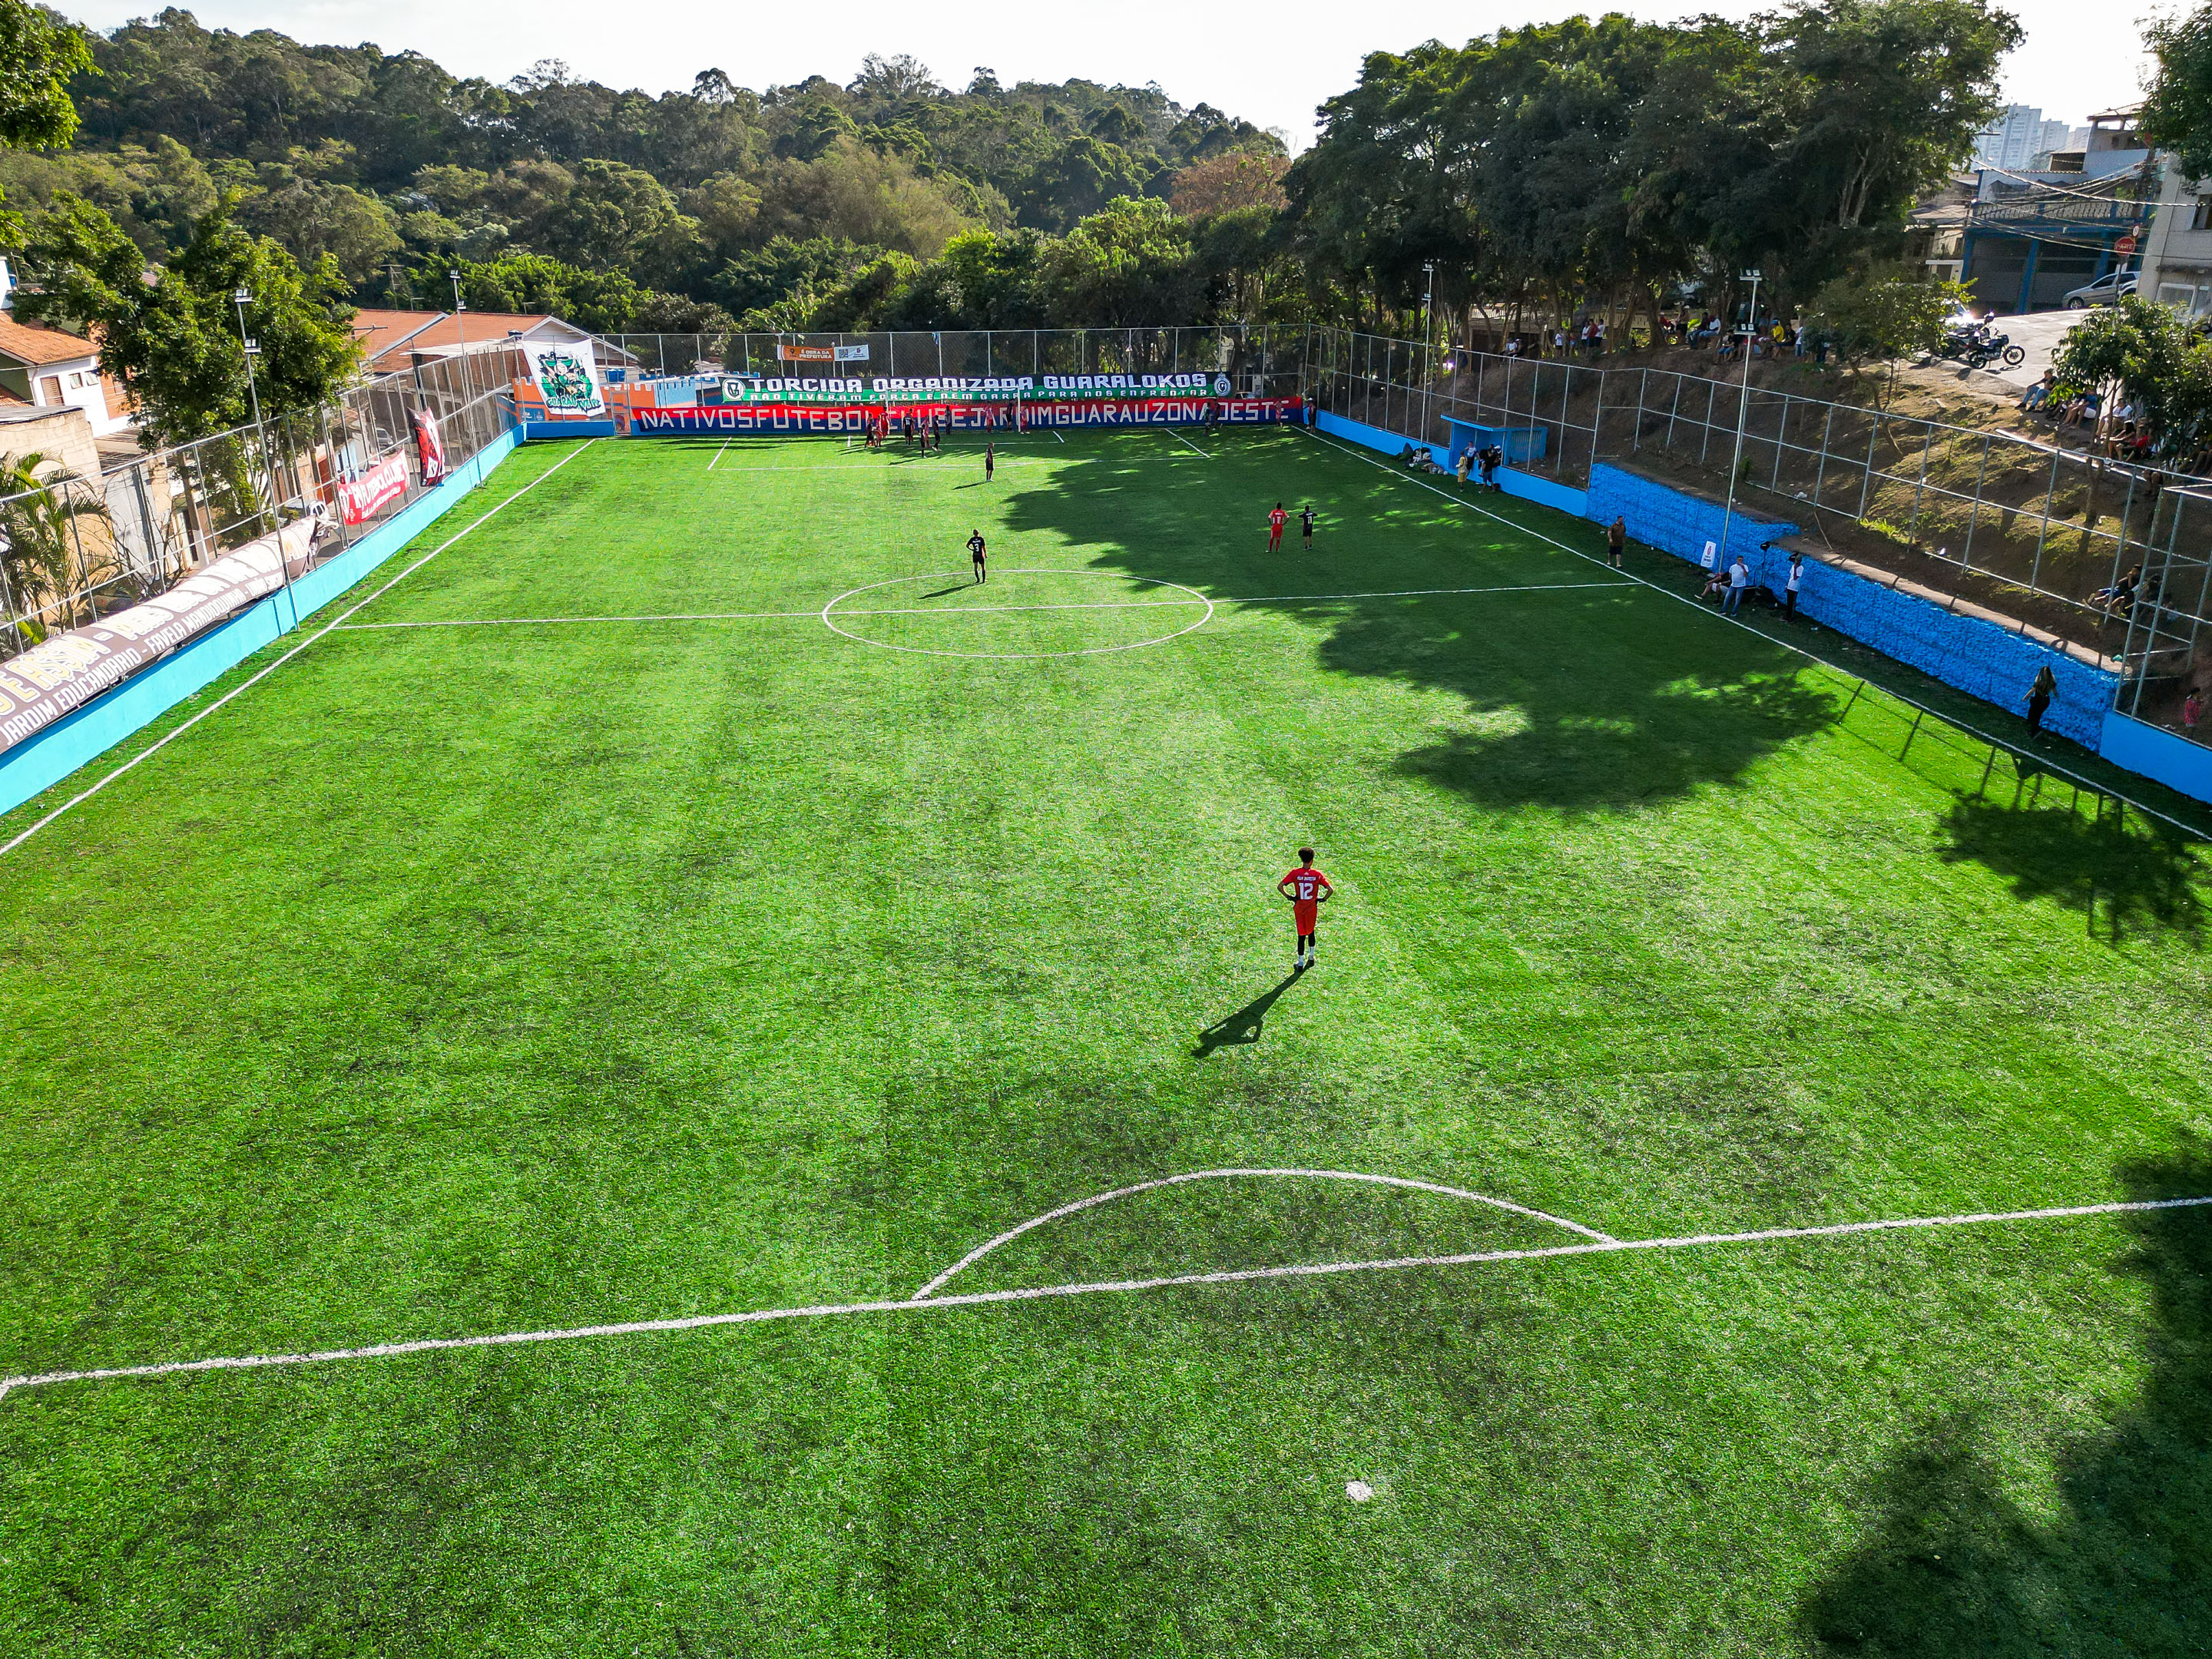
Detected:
left=1277, top=846, right=1333, bottom=970
left=1267, top=502, right=1287, bottom=551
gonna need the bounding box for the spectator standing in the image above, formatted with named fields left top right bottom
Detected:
left=1606, top=515, right=1627, bottom=569
left=2026, top=664, right=2057, bottom=737
left=1724, top=552, right=1751, bottom=614
left=1784, top=549, right=1806, bottom=616
left=2184, top=685, right=2203, bottom=732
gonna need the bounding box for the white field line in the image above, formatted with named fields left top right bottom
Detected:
left=0, top=441, right=600, bottom=861
left=1171, top=430, right=1210, bottom=459
left=337, top=609, right=821, bottom=630
left=1305, top=429, right=2212, bottom=844
left=6, top=1193, right=2208, bottom=1404
left=327, top=581, right=1634, bottom=633
left=707, top=438, right=731, bottom=472
left=910, top=1167, right=1614, bottom=1299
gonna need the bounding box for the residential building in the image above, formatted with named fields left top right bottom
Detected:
left=1974, top=104, right=2052, bottom=171
left=1959, top=107, right=2154, bottom=311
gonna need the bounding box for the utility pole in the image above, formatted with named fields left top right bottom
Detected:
left=1717, top=267, right=1763, bottom=576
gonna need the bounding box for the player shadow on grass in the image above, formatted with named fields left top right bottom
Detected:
left=1796, top=1138, right=2212, bottom=1654
left=1193, top=971, right=1303, bottom=1056
left=1938, top=786, right=2206, bottom=945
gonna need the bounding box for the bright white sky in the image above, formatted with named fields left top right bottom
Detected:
left=65, top=0, right=2151, bottom=154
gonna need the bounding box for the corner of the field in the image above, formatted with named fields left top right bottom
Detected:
left=0, top=429, right=525, bottom=823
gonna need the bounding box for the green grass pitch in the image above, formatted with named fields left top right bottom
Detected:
left=3, top=425, right=2211, bottom=1656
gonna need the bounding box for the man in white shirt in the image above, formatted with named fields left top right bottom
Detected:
left=1724, top=552, right=1752, bottom=614
left=1784, top=549, right=1806, bottom=616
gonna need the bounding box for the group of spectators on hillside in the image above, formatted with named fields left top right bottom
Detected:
left=1494, top=313, right=1829, bottom=365
left=2018, top=370, right=2194, bottom=472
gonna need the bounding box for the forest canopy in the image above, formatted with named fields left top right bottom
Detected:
left=0, top=3, right=2017, bottom=339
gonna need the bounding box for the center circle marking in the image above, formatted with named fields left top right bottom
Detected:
left=820, top=568, right=1216, bottom=659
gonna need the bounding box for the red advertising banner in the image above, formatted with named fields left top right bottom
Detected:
left=337, top=451, right=409, bottom=524
left=630, top=396, right=1304, bottom=439
left=411, top=408, right=447, bottom=484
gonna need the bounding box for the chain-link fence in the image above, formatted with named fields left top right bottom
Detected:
left=0, top=352, right=518, bottom=658
left=600, top=326, right=1312, bottom=398
left=1310, top=327, right=2210, bottom=725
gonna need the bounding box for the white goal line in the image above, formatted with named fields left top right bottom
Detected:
left=6, top=1190, right=2205, bottom=1405
left=329, top=581, right=1634, bottom=632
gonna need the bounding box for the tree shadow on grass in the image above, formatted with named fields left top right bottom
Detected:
left=1939, top=780, right=2207, bottom=946
left=1798, top=1140, right=2212, bottom=1654
left=1001, top=437, right=1838, bottom=813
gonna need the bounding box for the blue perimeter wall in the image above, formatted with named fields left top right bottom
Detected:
left=1583, top=464, right=2117, bottom=750
left=1313, top=419, right=2138, bottom=767
left=1316, top=412, right=1585, bottom=516
left=2099, top=708, right=2212, bottom=806
left=0, top=426, right=521, bottom=820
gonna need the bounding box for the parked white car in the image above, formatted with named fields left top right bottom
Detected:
left=2062, top=270, right=2137, bottom=308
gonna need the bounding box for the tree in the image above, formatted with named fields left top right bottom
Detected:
left=2144, top=4, right=2212, bottom=180
left=17, top=195, right=359, bottom=446
left=1169, top=153, right=1289, bottom=217
left=1037, top=195, right=1200, bottom=325
left=531, top=158, right=701, bottom=285
left=442, top=251, right=642, bottom=333
left=1808, top=260, right=1970, bottom=400
left=2050, top=293, right=2212, bottom=445
left=0, top=0, right=95, bottom=151
left=754, top=138, right=975, bottom=257
left=0, top=451, right=110, bottom=644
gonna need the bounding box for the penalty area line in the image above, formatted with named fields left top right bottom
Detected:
left=328, top=581, right=1637, bottom=633
left=0, top=440, right=600, bottom=862
left=7, top=1192, right=2208, bottom=1403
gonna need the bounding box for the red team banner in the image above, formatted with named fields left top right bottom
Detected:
left=630, top=396, right=1306, bottom=438
left=336, top=451, right=409, bottom=524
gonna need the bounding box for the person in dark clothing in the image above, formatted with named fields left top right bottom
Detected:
left=2026, top=664, right=2057, bottom=737
left=1606, top=516, right=1626, bottom=569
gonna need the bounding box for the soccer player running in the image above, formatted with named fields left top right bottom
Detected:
left=1268, top=501, right=1288, bottom=552
left=1278, top=848, right=1333, bottom=970
left=968, top=528, right=988, bottom=583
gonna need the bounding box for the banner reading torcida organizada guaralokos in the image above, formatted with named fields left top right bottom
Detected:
left=687, top=371, right=1248, bottom=404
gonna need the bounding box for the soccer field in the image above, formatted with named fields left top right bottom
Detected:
left=5, top=426, right=2211, bottom=1656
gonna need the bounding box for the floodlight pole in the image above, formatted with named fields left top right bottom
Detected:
left=233, top=285, right=280, bottom=545
left=1420, top=261, right=1436, bottom=446
left=1717, top=267, right=1763, bottom=574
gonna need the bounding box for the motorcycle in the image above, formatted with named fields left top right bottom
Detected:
left=1938, top=320, right=2028, bottom=371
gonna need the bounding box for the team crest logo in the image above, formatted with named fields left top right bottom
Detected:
left=1212, top=374, right=1232, bottom=396
left=535, top=350, right=600, bottom=412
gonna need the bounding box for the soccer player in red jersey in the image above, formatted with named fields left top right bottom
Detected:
left=1277, top=847, right=1333, bottom=969
left=1267, top=502, right=1288, bottom=551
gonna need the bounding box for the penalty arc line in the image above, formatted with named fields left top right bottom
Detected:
left=1303, top=429, right=2212, bottom=845
left=0, top=440, right=601, bottom=862
left=909, top=1167, right=1614, bottom=1300
left=6, top=1193, right=2209, bottom=1404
